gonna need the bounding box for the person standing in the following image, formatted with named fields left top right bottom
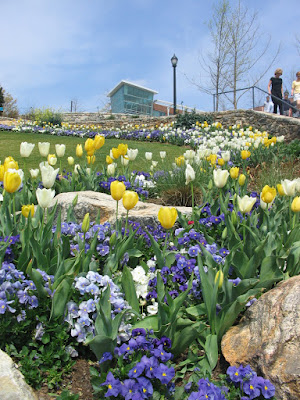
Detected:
left=268, top=68, right=283, bottom=115
left=263, top=95, right=274, bottom=113
left=291, top=71, right=300, bottom=116
left=282, top=91, right=292, bottom=116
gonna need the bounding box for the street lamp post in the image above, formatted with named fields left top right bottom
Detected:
left=171, top=54, right=178, bottom=115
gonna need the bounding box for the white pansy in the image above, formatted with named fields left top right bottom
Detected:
left=147, top=302, right=158, bottom=315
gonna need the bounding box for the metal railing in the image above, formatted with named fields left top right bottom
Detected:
left=213, top=86, right=299, bottom=114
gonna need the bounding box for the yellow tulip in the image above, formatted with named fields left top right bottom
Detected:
left=87, top=155, right=95, bottom=165
left=4, top=159, right=19, bottom=171
left=230, top=167, right=239, bottom=179
left=21, top=204, right=35, bottom=218
left=76, top=144, right=83, bottom=158
left=4, top=171, right=22, bottom=193
left=175, top=156, right=185, bottom=166
left=158, top=207, right=178, bottom=229
left=106, top=155, right=113, bottom=164
left=208, top=154, right=217, bottom=165
left=291, top=197, right=300, bottom=212
left=276, top=184, right=285, bottom=196
left=0, top=165, right=4, bottom=181
left=238, top=174, right=246, bottom=186
left=85, top=138, right=95, bottom=156
left=218, top=158, right=225, bottom=166
left=117, top=143, right=128, bottom=156
left=241, top=150, right=251, bottom=160
left=214, top=270, right=224, bottom=289
left=122, top=191, right=139, bottom=210
left=112, top=147, right=120, bottom=159
left=110, top=180, right=126, bottom=201
left=94, top=135, right=105, bottom=150
left=47, top=154, right=57, bottom=166
left=261, top=185, right=276, bottom=204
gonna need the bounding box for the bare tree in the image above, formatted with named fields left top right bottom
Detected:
left=185, top=0, right=231, bottom=111
left=225, top=0, right=280, bottom=109
left=295, top=35, right=300, bottom=56
left=70, top=98, right=83, bottom=112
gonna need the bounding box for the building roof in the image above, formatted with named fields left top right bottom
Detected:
left=107, top=80, right=158, bottom=97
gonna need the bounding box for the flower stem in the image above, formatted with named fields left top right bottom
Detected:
left=124, top=210, right=129, bottom=238
left=12, top=193, right=16, bottom=225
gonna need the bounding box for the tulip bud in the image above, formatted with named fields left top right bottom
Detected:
left=72, top=194, right=78, bottom=207
left=158, top=207, right=178, bottom=229
left=106, top=155, right=113, bottom=164
left=231, top=210, right=238, bottom=226
left=276, top=184, right=285, bottom=196
left=107, top=163, right=116, bottom=176
left=94, top=135, right=105, bottom=150
left=221, top=227, right=228, bottom=240
left=4, top=170, right=22, bottom=193
left=145, top=152, right=153, bottom=161
left=47, top=154, right=57, bottom=166
left=238, top=174, right=246, bottom=186
left=68, top=156, right=74, bottom=166
left=0, top=165, right=5, bottom=181
left=291, top=196, right=300, bottom=213
left=230, top=167, right=239, bottom=179
left=82, top=213, right=90, bottom=233
left=76, top=144, right=83, bottom=158
left=214, top=270, right=224, bottom=290
left=118, top=143, right=128, bottom=156
left=109, top=232, right=117, bottom=246
left=85, top=138, right=95, bottom=156
left=112, top=147, right=120, bottom=159
left=20, top=142, right=35, bottom=158
left=38, top=142, right=50, bottom=157
left=110, top=180, right=126, bottom=201
left=122, top=191, right=139, bottom=210
left=21, top=204, right=35, bottom=218
left=160, top=151, right=166, bottom=159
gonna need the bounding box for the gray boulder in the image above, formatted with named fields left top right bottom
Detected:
left=221, top=275, right=300, bottom=400
left=0, top=350, right=38, bottom=400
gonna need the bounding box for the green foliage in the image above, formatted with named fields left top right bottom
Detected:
left=1, top=87, right=19, bottom=118
left=5, top=318, right=75, bottom=389
left=52, top=390, right=79, bottom=400
left=28, top=107, right=63, bottom=126
left=175, top=110, right=214, bottom=129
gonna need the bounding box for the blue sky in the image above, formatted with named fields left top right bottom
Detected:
left=1, top=0, right=299, bottom=114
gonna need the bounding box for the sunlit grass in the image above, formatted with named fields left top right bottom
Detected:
left=0, top=130, right=188, bottom=175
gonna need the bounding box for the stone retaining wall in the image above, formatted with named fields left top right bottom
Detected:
left=61, top=110, right=300, bottom=141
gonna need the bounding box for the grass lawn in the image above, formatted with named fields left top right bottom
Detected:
left=0, top=130, right=187, bottom=175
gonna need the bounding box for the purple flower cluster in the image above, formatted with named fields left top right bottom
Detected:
left=227, top=365, right=275, bottom=399
left=100, top=329, right=175, bottom=399
left=0, top=262, right=53, bottom=319
left=188, top=378, right=226, bottom=400
left=65, top=271, right=129, bottom=343
left=0, top=235, right=20, bottom=262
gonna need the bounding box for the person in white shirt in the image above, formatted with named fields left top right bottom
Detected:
left=263, top=96, right=274, bottom=113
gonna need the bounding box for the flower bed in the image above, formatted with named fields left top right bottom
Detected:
left=0, top=121, right=299, bottom=399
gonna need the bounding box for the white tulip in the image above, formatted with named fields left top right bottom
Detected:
left=20, top=142, right=35, bottom=158
left=221, top=151, right=230, bottom=162
left=160, top=151, right=166, bottom=159
left=36, top=188, right=55, bottom=209
left=40, top=164, right=59, bottom=188
left=152, top=161, right=158, bottom=167
left=30, top=168, right=39, bottom=179
left=121, top=156, right=129, bottom=166
left=86, top=168, right=91, bottom=175
left=183, top=149, right=195, bottom=161
left=295, top=178, right=300, bottom=193
left=185, top=164, right=195, bottom=185
left=145, top=152, right=152, bottom=161
left=55, top=144, right=66, bottom=157
left=38, top=142, right=50, bottom=157
left=281, top=179, right=297, bottom=196
left=48, top=154, right=57, bottom=166
left=213, top=169, right=229, bottom=188
left=237, top=195, right=257, bottom=214
left=74, top=164, right=81, bottom=175
left=127, top=148, right=138, bottom=161
left=68, top=156, right=74, bottom=166
left=107, top=163, right=116, bottom=176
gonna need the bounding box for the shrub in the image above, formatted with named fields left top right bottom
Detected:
left=29, top=107, right=63, bottom=126
left=175, top=109, right=214, bottom=129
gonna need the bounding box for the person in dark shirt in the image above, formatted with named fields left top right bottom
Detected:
left=282, top=91, right=292, bottom=116
left=268, top=68, right=283, bottom=115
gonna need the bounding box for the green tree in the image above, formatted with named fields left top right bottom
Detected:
left=2, top=88, right=19, bottom=118
left=0, top=86, right=4, bottom=107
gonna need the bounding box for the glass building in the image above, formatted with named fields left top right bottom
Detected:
left=107, top=81, right=158, bottom=116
